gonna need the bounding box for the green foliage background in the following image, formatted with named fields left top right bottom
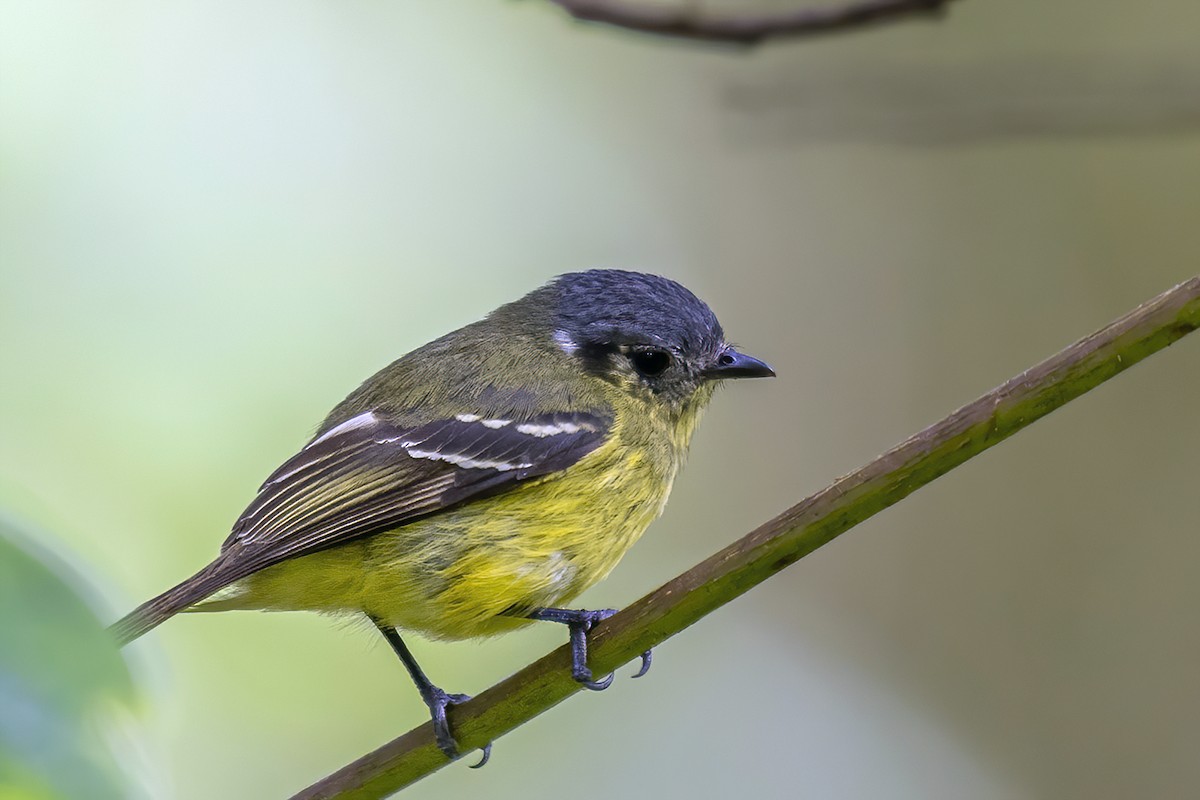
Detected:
left=0, top=519, right=134, bottom=800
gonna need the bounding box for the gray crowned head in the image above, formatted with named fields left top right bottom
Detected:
left=547, top=269, right=774, bottom=410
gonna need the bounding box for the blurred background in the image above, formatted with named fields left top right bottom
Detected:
left=2, top=1, right=1199, bottom=798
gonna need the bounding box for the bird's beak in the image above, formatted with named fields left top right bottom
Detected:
left=703, top=347, right=776, bottom=380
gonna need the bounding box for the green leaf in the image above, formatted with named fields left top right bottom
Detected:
left=0, top=516, right=135, bottom=800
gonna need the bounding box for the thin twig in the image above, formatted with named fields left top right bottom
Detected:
left=546, top=0, right=960, bottom=45
left=293, top=276, right=1200, bottom=799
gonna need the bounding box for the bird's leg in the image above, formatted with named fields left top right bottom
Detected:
left=526, top=607, right=653, bottom=690
left=369, top=615, right=492, bottom=768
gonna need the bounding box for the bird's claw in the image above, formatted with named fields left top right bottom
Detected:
left=468, top=743, right=493, bottom=769
left=425, top=688, right=493, bottom=767
left=580, top=671, right=615, bottom=691
left=527, top=606, right=654, bottom=689
left=630, top=649, right=653, bottom=679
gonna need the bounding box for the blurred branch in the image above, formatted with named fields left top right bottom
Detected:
left=545, top=0, right=960, bottom=44
left=723, top=56, right=1200, bottom=145
left=293, top=276, right=1200, bottom=800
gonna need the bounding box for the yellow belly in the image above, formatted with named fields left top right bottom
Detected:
left=203, top=437, right=675, bottom=640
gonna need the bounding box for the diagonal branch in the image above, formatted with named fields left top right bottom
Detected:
left=546, top=0, right=961, bottom=45
left=294, top=276, right=1200, bottom=799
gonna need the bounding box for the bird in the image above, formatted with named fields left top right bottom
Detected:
left=110, top=269, right=774, bottom=765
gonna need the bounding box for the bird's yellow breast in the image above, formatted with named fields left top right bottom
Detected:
left=216, top=405, right=690, bottom=640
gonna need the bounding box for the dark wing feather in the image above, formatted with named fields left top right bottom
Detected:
left=211, top=409, right=610, bottom=584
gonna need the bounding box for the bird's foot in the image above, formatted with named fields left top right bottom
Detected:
left=423, top=687, right=492, bottom=768
left=527, top=607, right=654, bottom=689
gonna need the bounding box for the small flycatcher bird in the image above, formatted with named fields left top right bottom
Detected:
left=111, top=269, right=774, bottom=764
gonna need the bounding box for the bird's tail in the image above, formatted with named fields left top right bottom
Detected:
left=109, top=560, right=236, bottom=646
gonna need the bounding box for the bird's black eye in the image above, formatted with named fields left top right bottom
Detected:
left=628, top=348, right=671, bottom=378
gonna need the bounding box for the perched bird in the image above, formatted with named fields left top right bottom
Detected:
left=111, top=269, right=774, bottom=764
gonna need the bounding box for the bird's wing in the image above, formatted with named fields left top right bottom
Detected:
left=213, top=408, right=610, bottom=582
